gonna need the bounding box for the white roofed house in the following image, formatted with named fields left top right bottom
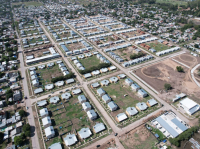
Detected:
left=97, top=88, right=106, bottom=97
left=87, top=110, right=97, bottom=120
left=91, top=82, right=100, bottom=89
left=116, top=113, right=128, bottom=122
left=42, top=116, right=51, bottom=128
left=131, top=83, right=140, bottom=92
left=39, top=108, right=49, bottom=118
left=125, top=78, right=133, bottom=86
left=117, top=74, right=126, bottom=79
left=72, top=88, right=82, bottom=95
left=126, top=107, right=138, bottom=117
left=78, top=128, right=92, bottom=139
left=108, top=66, right=117, bottom=71
left=32, top=79, right=39, bottom=87
left=109, top=77, right=119, bottom=83
left=107, top=101, right=118, bottom=111
left=45, top=126, right=55, bottom=139
left=137, top=89, right=148, bottom=98
left=102, top=94, right=111, bottom=104
left=55, top=81, right=64, bottom=87
left=78, top=95, right=87, bottom=103
left=93, top=123, right=106, bottom=133
left=179, top=98, right=200, bottom=115
left=136, top=102, right=148, bottom=111
left=61, top=92, right=71, bottom=100
left=82, top=102, right=92, bottom=112
left=147, top=99, right=158, bottom=107
left=100, top=80, right=110, bottom=86
left=64, top=134, right=78, bottom=146
left=45, top=84, right=54, bottom=90
left=49, top=96, right=60, bottom=104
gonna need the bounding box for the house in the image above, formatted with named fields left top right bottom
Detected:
left=45, top=84, right=54, bottom=90
left=32, top=79, right=39, bottom=87
left=61, top=92, right=71, bottom=100
left=34, top=88, right=43, bottom=94
left=39, top=108, right=49, bottom=118
left=93, top=123, right=106, bottom=133
left=45, top=126, right=55, bottom=139
left=97, top=88, right=106, bottom=96
left=72, top=89, right=82, bottom=95
left=64, top=134, right=78, bottom=146
left=78, top=95, right=87, bottom=103
left=13, top=90, right=22, bottom=101
left=37, top=100, right=47, bottom=107
left=49, top=96, right=60, bottom=104
left=42, top=116, right=51, bottom=128
left=136, top=102, right=148, bottom=111
left=66, top=78, right=75, bottom=84
left=116, top=113, right=128, bottom=122
left=138, top=89, right=148, bottom=98
left=117, top=74, right=126, bottom=79
left=82, top=102, right=92, bottom=112
left=107, top=101, right=118, bottom=111
left=91, top=70, right=100, bottom=76
left=108, top=66, right=116, bottom=71
left=179, top=98, right=200, bottom=115
left=55, top=81, right=64, bottom=87
left=126, top=107, right=138, bottom=117
left=78, top=128, right=92, bottom=139
left=131, top=83, right=140, bottom=92
left=91, top=82, right=100, bottom=88
left=102, top=94, right=111, bottom=104
left=100, top=80, right=110, bottom=86
left=152, top=112, right=188, bottom=138
left=147, top=99, right=158, bottom=107
left=109, top=77, right=118, bottom=83
left=0, top=100, right=6, bottom=108
left=10, top=127, right=21, bottom=137
left=125, top=78, right=133, bottom=86
left=83, top=73, right=92, bottom=79
left=48, top=142, right=62, bottom=149
left=87, top=110, right=97, bottom=120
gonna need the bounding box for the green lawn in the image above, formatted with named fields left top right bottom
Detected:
left=156, top=0, right=187, bottom=6
left=101, top=79, right=151, bottom=110
left=12, top=1, right=43, bottom=7
left=79, top=56, right=101, bottom=69
left=146, top=42, right=170, bottom=52
left=151, top=127, right=166, bottom=141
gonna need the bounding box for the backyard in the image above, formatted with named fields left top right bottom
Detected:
left=146, top=42, right=169, bottom=52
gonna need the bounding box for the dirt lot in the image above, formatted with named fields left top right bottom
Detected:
left=123, top=31, right=141, bottom=38
left=120, top=125, right=158, bottom=149
left=173, top=53, right=199, bottom=67
left=25, top=48, right=50, bottom=58
left=88, top=138, right=116, bottom=149
left=134, top=58, right=200, bottom=103
left=66, top=42, right=85, bottom=51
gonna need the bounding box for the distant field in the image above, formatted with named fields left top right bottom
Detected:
left=12, top=1, right=43, bottom=7
left=156, top=0, right=188, bottom=6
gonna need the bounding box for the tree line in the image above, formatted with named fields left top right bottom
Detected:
left=51, top=72, right=75, bottom=83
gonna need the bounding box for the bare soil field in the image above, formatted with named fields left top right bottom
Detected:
left=120, top=125, right=158, bottom=149
left=25, top=48, right=50, bottom=58
left=173, top=53, right=199, bottom=67
left=88, top=138, right=116, bottom=149
left=134, top=58, right=200, bottom=103
left=66, top=42, right=84, bottom=51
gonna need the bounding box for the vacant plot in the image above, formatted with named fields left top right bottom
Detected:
left=173, top=53, right=199, bottom=67
left=66, top=42, right=85, bottom=51
left=134, top=58, right=200, bottom=103
left=12, top=1, right=43, bottom=7
left=79, top=56, right=101, bottom=69
left=101, top=79, right=151, bottom=118
left=146, top=42, right=170, bottom=52
left=36, top=65, right=63, bottom=86
left=120, top=125, right=158, bottom=149
left=28, top=37, right=43, bottom=44
left=25, top=47, right=51, bottom=58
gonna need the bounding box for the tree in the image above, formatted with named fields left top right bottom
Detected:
left=0, top=132, right=3, bottom=143
left=14, top=136, right=23, bottom=146
left=25, top=131, right=31, bottom=137
left=164, top=83, right=172, bottom=90
left=19, top=110, right=26, bottom=117
left=23, top=124, right=31, bottom=132
left=176, top=66, right=184, bottom=72
left=194, top=44, right=199, bottom=48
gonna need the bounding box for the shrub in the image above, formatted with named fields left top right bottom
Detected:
left=164, top=83, right=171, bottom=90
left=176, top=66, right=184, bottom=72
